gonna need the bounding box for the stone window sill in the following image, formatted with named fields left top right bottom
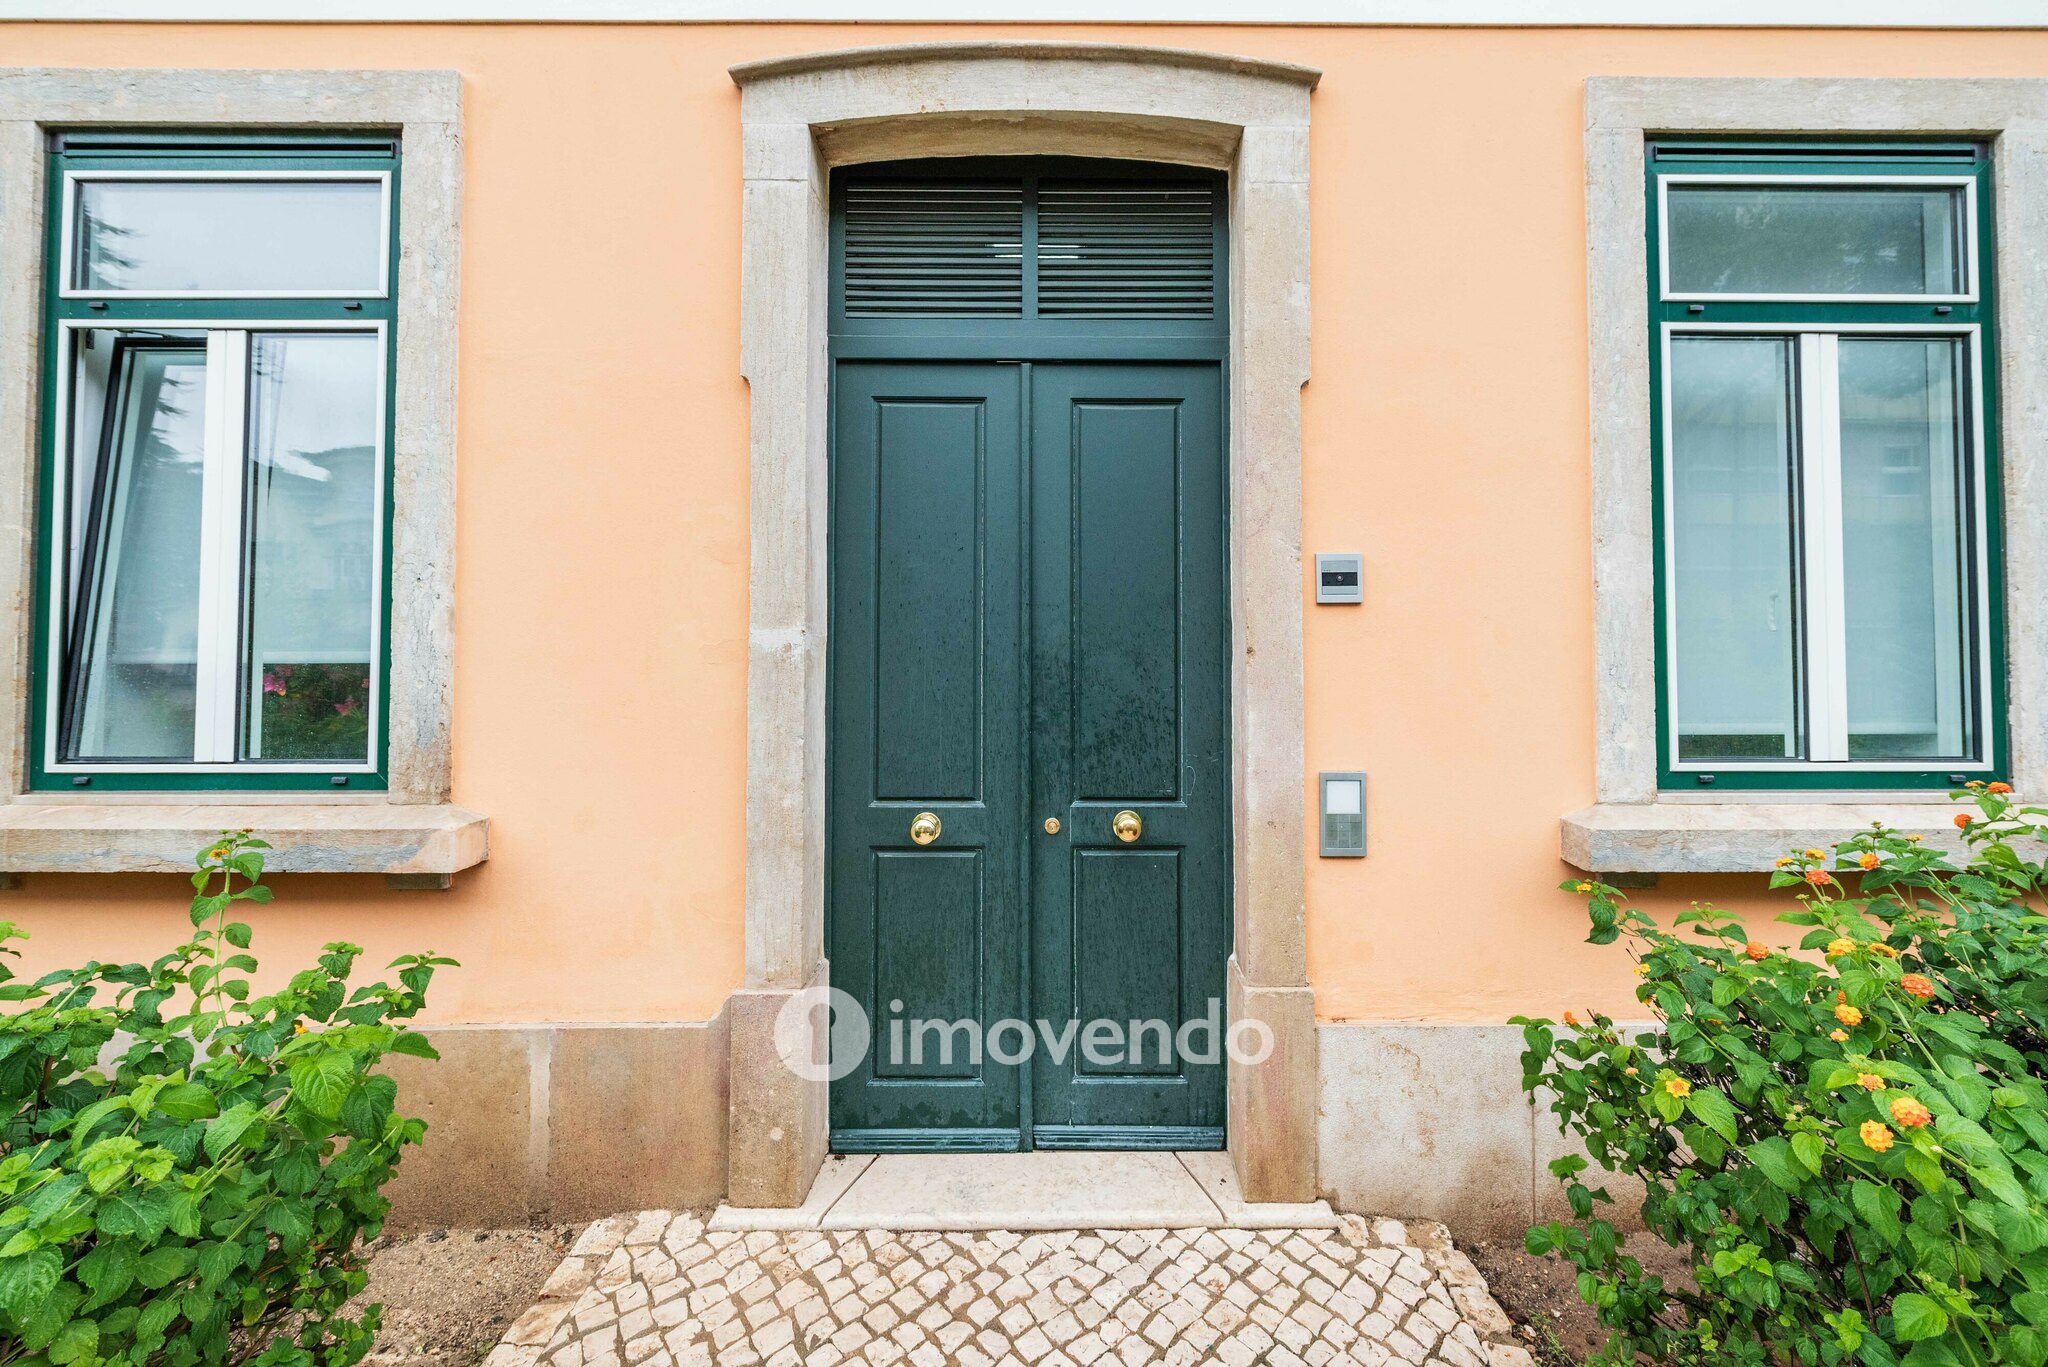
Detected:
left=0, top=802, right=488, bottom=887
left=1561, top=802, right=1970, bottom=874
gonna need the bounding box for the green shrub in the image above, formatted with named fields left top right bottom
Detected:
left=0, top=830, right=456, bottom=1367
left=1519, top=786, right=2048, bottom=1366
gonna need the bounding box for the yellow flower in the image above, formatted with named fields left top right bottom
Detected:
left=1830, top=1029, right=1849, bottom=1043
left=1871, top=944, right=1899, bottom=959
left=1574, top=881, right=1594, bottom=894
left=1859, top=852, right=1881, bottom=870
left=1857, top=1074, right=1886, bottom=1092
left=1907, top=833, right=1925, bottom=843
left=1861, top=1122, right=1895, bottom=1153
left=1775, top=857, right=1794, bottom=869
left=1826, top=938, right=1857, bottom=958
left=293, top=1022, right=307, bottom=1035
left=1664, top=1076, right=1692, bottom=1099
left=1804, top=848, right=1827, bottom=860
left=1634, top=963, right=1651, bottom=977
left=1835, top=1003, right=1864, bottom=1028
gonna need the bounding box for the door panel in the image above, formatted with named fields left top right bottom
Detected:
left=829, top=363, right=1024, bottom=1145
left=1029, top=364, right=1229, bottom=1146
left=828, top=359, right=1227, bottom=1150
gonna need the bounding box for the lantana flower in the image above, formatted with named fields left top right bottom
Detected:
left=1835, top=1003, right=1863, bottom=1028
left=1745, top=942, right=1769, bottom=962
left=1830, top=1029, right=1849, bottom=1043
left=1890, top=1097, right=1932, bottom=1129
left=1859, top=852, right=1881, bottom=870
left=1806, top=870, right=1835, bottom=888
left=1861, top=1122, right=1895, bottom=1153
left=1663, top=1075, right=1691, bottom=1099
left=1900, top=974, right=1935, bottom=1000
left=1857, top=1074, right=1886, bottom=1092
left=1826, top=938, right=1856, bottom=958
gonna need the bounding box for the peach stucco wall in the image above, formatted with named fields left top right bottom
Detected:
left=2, top=21, right=2039, bottom=1028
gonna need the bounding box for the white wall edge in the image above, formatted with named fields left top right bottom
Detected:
left=6, top=0, right=2048, bottom=25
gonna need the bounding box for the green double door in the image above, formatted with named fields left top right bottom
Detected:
left=828, top=360, right=1229, bottom=1151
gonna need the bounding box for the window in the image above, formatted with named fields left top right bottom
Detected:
left=34, top=133, right=398, bottom=790
left=1649, top=141, right=2003, bottom=790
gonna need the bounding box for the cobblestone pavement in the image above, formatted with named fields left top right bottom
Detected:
left=486, top=1210, right=1533, bottom=1367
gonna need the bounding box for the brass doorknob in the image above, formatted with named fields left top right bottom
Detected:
left=1112, top=810, right=1142, bottom=843
left=909, top=812, right=941, bottom=845
left=1043, top=817, right=1062, bottom=835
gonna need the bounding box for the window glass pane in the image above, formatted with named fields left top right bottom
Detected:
left=1666, top=183, right=1965, bottom=296
left=63, top=341, right=207, bottom=761
left=1669, top=336, right=1804, bottom=761
left=1839, top=338, right=1975, bottom=760
left=73, top=179, right=383, bottom=294
left=240, top=333, right=379, bottom=762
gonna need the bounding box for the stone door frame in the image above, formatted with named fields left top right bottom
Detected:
left=727, top=41, right=1319, bottom=1207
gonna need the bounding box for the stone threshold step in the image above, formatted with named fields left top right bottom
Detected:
left=711, top=1150, right=1341, bottom=1232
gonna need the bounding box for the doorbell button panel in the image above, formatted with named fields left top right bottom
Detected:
left=1315, top=553, right=1363, bottom=604
left=1319, top=772, right=1367, bottom=857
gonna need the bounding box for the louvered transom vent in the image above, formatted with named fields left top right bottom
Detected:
left=842, top=181, right=1026, bottom=317
left=1037, top=181, right=1217, bottom=318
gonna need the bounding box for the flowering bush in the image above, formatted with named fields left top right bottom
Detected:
left=1519, top=786, right=2048, bottom=1366
left=0, top=831, right=455, bottom=1367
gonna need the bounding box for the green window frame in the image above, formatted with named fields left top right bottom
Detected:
left=1647, top=139, right=2006, bottom=792
left=31, top=131, right=400, bottom=792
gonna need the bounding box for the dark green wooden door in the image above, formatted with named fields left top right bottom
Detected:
left=1027, top=364, right=1228, bottom=1148
left=828, top=360, right=1227, bottom=1150
left=828, top=362, right=1027, bottom=1149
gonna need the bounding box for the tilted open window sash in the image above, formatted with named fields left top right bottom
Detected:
left=35, top=134, right=399, bottom=790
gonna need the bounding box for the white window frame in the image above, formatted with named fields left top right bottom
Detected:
left=44, top=315, right=389, bottom=775
left=1656, top=173, right=1980, bottom=305
left=58, top=169, right=394, bottom=301
left=1658, top=318, right=1995, bottom=776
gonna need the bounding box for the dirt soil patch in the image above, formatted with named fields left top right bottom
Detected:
left=356, top=1225, right=581, bottom=1367
left=1464, top=1234, right=1696, bottom=1366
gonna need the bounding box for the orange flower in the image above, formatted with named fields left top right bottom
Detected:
left=1745, top=942, right=1769, bottom=962
left=1890, top=1097, right=1932, bottom=1129
left=1664, top=1076, right=1691, bottom=1099
left=1989, top=781, right=2013, bottom=795
left=1826, top=938, right=1857, bottom=958
left=1859, top=852, right=1881, bottom=870
left=1806, top=870, right=1836, bottom=888
left=1804, top=848, right=1827, bottom=860
left=1564, top=1010, right=1580, bottom=1026
left=1857, top=1074, right=1886, bottom=1092
left=1830, top=1029, right=1849, bottom=1043
left=1900, top=974, right=1935, bottom=1000
left=1836, top=1003, right=1864, bottom=1028
left=1956, top=813, right=1974, bottom=829
left=1861, top=1122, right=1895, bottom=1153
left=1624, top=1067, right=1639, bottom=1077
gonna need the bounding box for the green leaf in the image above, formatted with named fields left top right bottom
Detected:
left=155, top=1081, right=218, bottom=1120
left=386, top=1030, right=438, bottom=1060
left=202, top=1102, right=262, bottom=1161
left=46, top=1315, right=97, bottom=1365
left=1851, top=1181, right=1903, bottom=1246
left=1689, top=1087, right=1739, bottom=1144
left=1792, top=1131, right=1825, bottom=1177
left=135, top=1245, right=192, bottom=1290
left=289, top=1050, right=354, bottom=1119
left=1891, top=1293, right=1949, bottom=1342
left=1748, top=1136, right=1806, bottom=1191
left=0, top=1249, right=62, bottom=1322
